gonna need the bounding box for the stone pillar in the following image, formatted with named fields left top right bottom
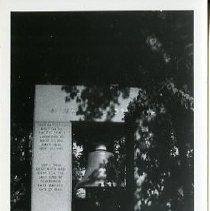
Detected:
left=31, top=86, right=72, bottom=211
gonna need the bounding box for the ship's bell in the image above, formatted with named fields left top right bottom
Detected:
left=75, top=144, right=117, bottom=189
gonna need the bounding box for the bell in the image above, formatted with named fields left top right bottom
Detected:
left=75, top=144, right=117, bottom=189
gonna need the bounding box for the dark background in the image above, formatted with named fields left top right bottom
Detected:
left=11, top=11, right=193, bottom=126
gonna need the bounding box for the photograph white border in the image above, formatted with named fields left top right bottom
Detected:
left=0, top=0, right=207, bottom=210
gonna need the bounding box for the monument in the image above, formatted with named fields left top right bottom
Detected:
left=31, top=85, right=138, bottom=211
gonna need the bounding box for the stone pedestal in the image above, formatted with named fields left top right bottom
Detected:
left=31, top=86, right=74, bottom=211
left=31, top=122, right=72, bottom=211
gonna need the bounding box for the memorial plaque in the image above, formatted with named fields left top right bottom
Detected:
left=31, top=122, right=72, bottom=211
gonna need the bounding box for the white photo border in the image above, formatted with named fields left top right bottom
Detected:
left=0, top=0, right=207, bottom=211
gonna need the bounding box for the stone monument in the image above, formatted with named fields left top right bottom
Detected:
left=31, top=85, right=138, bottom=211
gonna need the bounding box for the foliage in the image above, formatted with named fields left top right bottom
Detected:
left=11, top=122, right=32, bottom=211
left=62, top=85, right=130, bottom=121
left=125, top=87, right=193, bottom=211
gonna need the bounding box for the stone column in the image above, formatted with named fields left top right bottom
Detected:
left=31, top=86, right=72, bottom=211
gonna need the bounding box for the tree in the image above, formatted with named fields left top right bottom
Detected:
left=125, top=87, right=193, bottom=211
left=61, top=12, right=194, bottom=211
